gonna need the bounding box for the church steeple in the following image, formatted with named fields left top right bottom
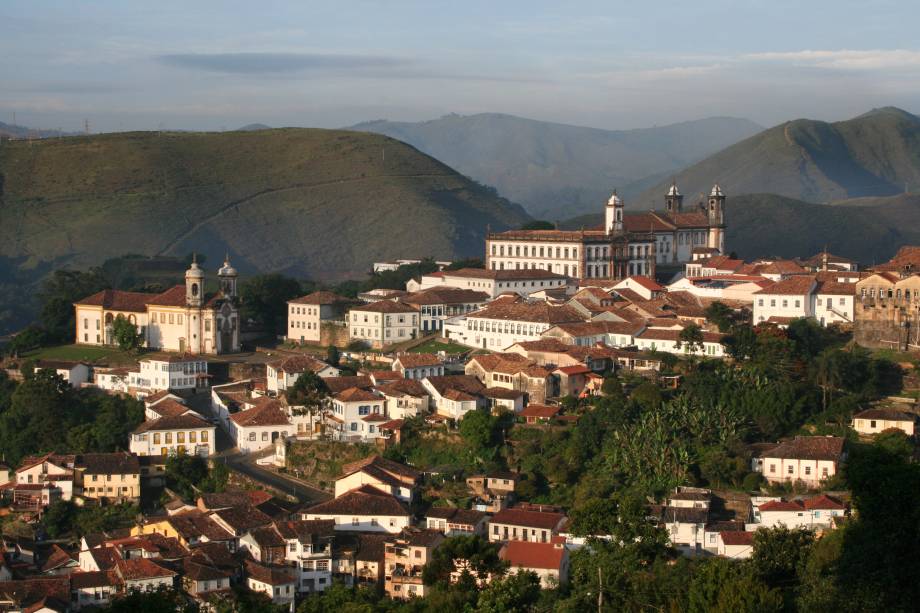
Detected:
left=665, top=180, right=683, bottom=217
left=605, top=190, right=624, bottom=235
left=185, top=254, right=204, bottom=308
left=218, top=253, right=238, bottom=298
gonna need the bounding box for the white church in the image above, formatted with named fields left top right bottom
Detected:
left=73, top=256, right=241, bottom=355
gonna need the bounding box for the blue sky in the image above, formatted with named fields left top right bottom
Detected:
left=2, top=0, right=918, bottom=132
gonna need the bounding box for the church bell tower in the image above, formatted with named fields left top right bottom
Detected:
left=665, top=181, right=683, bottom=217
left=707, top=184, right=726, bottom=253
left=185, top=255, right=204, bottom=308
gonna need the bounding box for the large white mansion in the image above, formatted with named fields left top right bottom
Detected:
left=74, top=256, right=241, bottom=354
left=485, top=183, right=726, bottom=281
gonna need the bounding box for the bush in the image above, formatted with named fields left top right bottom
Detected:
left=743, top=472, right=765, bottom=492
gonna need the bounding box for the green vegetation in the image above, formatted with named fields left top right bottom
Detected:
left=164, top=455, right=230, bottom=500
left=286, top=440, right=377, bottom=489
left=351, top=113, right=762, bottom=218
left=111, top=315, right=143, bottom=351
left=41, top=501, right=139, bottom=538
left=0, top=128, right=529, bottom=335
left=21, top=343, right=140, bottom=364
left=240, top=273, right=306, bottom=333
left=409, top=339, right=469, bottom=355
left=640, top=106, right=920, bottom=205
left=0, top=369, right=144, bottom=465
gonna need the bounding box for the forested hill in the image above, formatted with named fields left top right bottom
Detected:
left=637, top=107, right=920, bottom=207
left=349, top=113, right=761, bottom=219
left=0, top=128, right=529, bottom=333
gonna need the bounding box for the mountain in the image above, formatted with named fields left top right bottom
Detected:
left=0, top=128, right=529, bottom=332
left=638, top=107, right=920, bottom=207
left=348, top=113, right=762, bottom=219
left=561, top=192, right=920, bottom=265
left=0, top=121, right=78, bottom=139
left=237, top=123, right=272, bottom=131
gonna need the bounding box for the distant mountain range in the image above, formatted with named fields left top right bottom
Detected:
left=0, top=121, right=78, bottom=139
left=348, top=113, right=762, bottom=219
left=0, top=128, right=528, bottom=334
left=637, top=107, right=920, bottom=207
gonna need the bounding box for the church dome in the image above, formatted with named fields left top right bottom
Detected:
left=186, top=257, right=204, bottom=279
left=607, top=191, right=623, bottom=206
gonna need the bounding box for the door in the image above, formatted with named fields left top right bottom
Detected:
left=179, top=338, right=186, bottom=352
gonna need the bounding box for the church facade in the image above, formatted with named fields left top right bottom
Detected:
left=485, top=183, right=726, bottom=282
left=74, top=256, right=241, bottom=355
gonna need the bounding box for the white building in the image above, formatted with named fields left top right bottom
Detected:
left=129, top=414, right=216, bottom=457
left=266, top=355, right=340, bottom=395
left=446, top=302, right=583, bottom=350
left=401, top=287, right=490, bottom=334
left=421, top=375, right=487, bottom=420
left=228, top=398, right=294, bottom=454
left=130, top=354, right=209, bottom=392
left=411, top=268, right=568, bottom=299
left=612, top=276, right=664, bottom=300
left=753, top=436, right=845, bottom=488
left=755, top=495, right=846, bottom=530
left=753, top=276, right=856, bottom=327
left=851, top=408, right=916, bottom=436
left=328, top=388, right=387, bottom=442
left=287, top=291, right=352, bottom=345
left=485, top=185, right=726, bottom=281
left=34, top=360, right=90, bottom=387
left=348, top=301, right=419, bottom=349
left=633, top=328, right=725, bottom=357
left=392, top=353, right=445, bottom=380
left=334, top=456, right=420, bottom=503
left=301, top=485, right=412, bottom=534
left=375, top=379, right=430, bottom=420
left=500, top=540, right=569, bottom=588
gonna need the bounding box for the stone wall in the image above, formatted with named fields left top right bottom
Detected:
left=320, top=322, right=349, bottom=347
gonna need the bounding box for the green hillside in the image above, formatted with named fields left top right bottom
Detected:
left=349, top=113, right=761, bottom=219
left=0, top=128, right=528, bottom=332
left=637, top=107, right=920, bottom=207
left=562, top=192, right=920, bottom=265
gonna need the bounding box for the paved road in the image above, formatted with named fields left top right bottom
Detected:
left=220, top=452, right=331, bottom=505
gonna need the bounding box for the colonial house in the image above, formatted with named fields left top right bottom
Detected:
left=633, top=328, right=725, bottom=357
left=129, top=413, right=216, bottom=457
left=753, top=436, right=846, bottom=487
left=612, top=276, right=665, bottom=300
left=74, top=453, right=141, bottom=504
left=300, top=485, right=411, bottom=534
left=274, top=519, right=336, bottom=593
left=851, top=408, right=916, bottom=436
left=716, top=531, right=755, bottom=559
left=854, top=271, right=920, bottom=349
left=33, top=360, right=90, bottom=388
left=130, top=354, right=209, bottom=393
left=465, top=353, right=552, bottom=405
left=328, top=388, right=387, bottom=443
left=287, top=291, right=352, bottom=345
left=334, top=456, right=420, bottom=503
left=244, top=560, right=296, bottom=606
left=540, top=321, right=644, bottom=348
left=752, top=276, right=816, bottom=326
left=755, top=495, right=847, bottom=530
left=500, top=539, right=569, bottom=588
left=412, top=268, right=568, bottom=299
left=74, top=256, right=241, bottom=355
left=446, top=302, right=583, bottom=350
left=228, top=398, right=294, bottom=454
left=421, top=375, right=487, bottom=420
left=375, top=379, right=429, bottom=420
left=401, top=287, right=490, bottom=334
left=488, top=507, right=568, bottom=543
left=348, top=301, right=419, bottom=349
left=391, top=353, right=445, bottom=380
left=266, top=355, right=340, bottom=396
left=114, top=557, right=177, bottom=593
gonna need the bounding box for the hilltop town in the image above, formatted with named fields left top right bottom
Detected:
left=0, top=184, right=916, bottom=611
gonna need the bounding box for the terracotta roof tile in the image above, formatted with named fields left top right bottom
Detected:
left=352, top=300, right=418, bottom=314
left=500, top=540, right=566, bottom=570
left=491, top=507, right=566, bottom=530
left=288, top=291, right=352, bottom=305
left=229, top=398, right=291, bottom=427
left=74, top=289, right=153, bottom=312
left=467, top=302, right=583, bottom=325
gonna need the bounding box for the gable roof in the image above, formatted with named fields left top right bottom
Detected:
left=340, top=455, right=420, bottom=483
left=351, top=300, right=418, bottom=314
left=132, top=413, right=211, bottom=434
left=403, top=287, right=490, bottom=305
left=519, top=405, right=561, bottom=419
left=501, top=540, right=566, bottom=570
left=763, top=436, right=845, bottom=461
left=490, top=507, right=566, bottom=529
left=324, top=376, right=374, bottom=394
left=424, top=375, right=486, bottom=397
left=74, top=289, right=153, bottom=313
left=244, top=560, right=295, bottom=586
left=288, top=291, right=352, bottom=305
left=269, top=355, right=334, bottom=375
left=467, top=302, right=583, bottom=325
left=375, top=379, right=429, bottom=398
left=720, top=531, right=755, bottom=546
left=444, top=268, right=565, bottom=281
left=853, top=408, right=916, bottom=422
left=334, top=387, right=382, bottom=403
left=304, top=485, right=410, bottom=517
left=75, top=453, right=140, bottom=475
left=394, top=353, right=443, bottom=369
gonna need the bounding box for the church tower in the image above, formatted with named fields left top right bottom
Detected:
left=185, top=255, right=204, bottom=308
left=665, top=181, right=683, bottom=217
left=218, top=254, right=238, bottom=298
left=707, top=184, right=726, bottom=252
left=605, top=190, right=624, bottom=235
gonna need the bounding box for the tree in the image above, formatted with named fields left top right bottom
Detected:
left=5, top=325, right=47, bottom=356
left=705, top=302, right=735, bottom=333
left=423, top=535, right=505, bottom=587
left=630, top=381, right=662, bottom=412
left=287, top=371, right=330, bottom=416
left=111, top=315, right=142, bottom=351
left=165, top=455, right=211, bottom=499
left=678, top=324, right=705, bottom=355
left=240, top=273, right=304, bottom=333
left=459, top=409, right=498, bottom=451
left=601, top=375, right=625, bottom=401
left=688, top=558, right=783, bottom=613
left=750, top=525, right=815, bottom=588
left=326, top=345, right=341, bottom=367
left=38, top=269, right=110, bottom=343
left=476, top=570, right=542, bottom=612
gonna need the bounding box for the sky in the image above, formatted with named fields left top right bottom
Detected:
left=2, top=0, right=919, bottom=133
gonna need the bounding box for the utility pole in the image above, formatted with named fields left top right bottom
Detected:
left=598, top=566, right=603, bottom=613
left=83, top=118, right=90, bottom=135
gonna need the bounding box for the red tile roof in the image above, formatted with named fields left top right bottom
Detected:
left=288, top=291, right=352, bottom=305
left=491, top=507, right=566, bottom=530
left=467, top=302, right=583, bottom=324
left=519, top=405, right=561, bottom=419
left=144, top=285, right=188, bottom=307
left=803, top=494, right=846, bottom=511
left=555, top=365, right=592, bottom=375
left=624, top=275, right=664, bottom=292
left=115, top=557, right=176, bottom=580
left=304, top=485, right=409, bottom=517
left=74, top=289, right=154, bottom=313
left=758, top=500, right=804, bottom=512
left=444, top=268, right=565, bottom=281
left=500, top=540, right=566, bottom=570
left=403, top=287, right=490, bottom=305
left=352, top=300, right=418, bottom=314
left=394, top=353, right=443, bottom=369
left=132, top=413, right=211, bottom=433
left=719, top=531, right=754, bottom=546
left=334, top=387, right=382, bottom=403
left=762, top=436, right=845, bottom=461
left=229, top=398, right=291, bottom=427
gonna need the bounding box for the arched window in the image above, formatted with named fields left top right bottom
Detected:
left=105, top=313, right=114, bottom=324
left=191, top=283, right=199, bottom=297
left=128, top=314, right=136, bottom=325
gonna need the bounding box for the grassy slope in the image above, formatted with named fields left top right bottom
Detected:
left=561, top=192, right=920, bottom=265
left=0, top=129, right=529, bottom=283
left=636, top=107, right=920, bottom=207
left=350, top=114, right=762, bottom=219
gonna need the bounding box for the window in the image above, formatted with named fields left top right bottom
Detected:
left=262, top=432, right=269, bottom=441
left=164, top=433, right=172, bottom=444
left=769, top=464, right=775, bottom=473
left=153, top=433, right=161, bottom=444
left=787, top=465, right=794, bottom=474
left=804, top=466, right=811, bottom=475
left=201, top=431, right=208, bottom=442
left=177, top=432, right=185, bottom=443
left=249, top=433, right=256, bottom=441
left=189, top=431, right=196, bottom=443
